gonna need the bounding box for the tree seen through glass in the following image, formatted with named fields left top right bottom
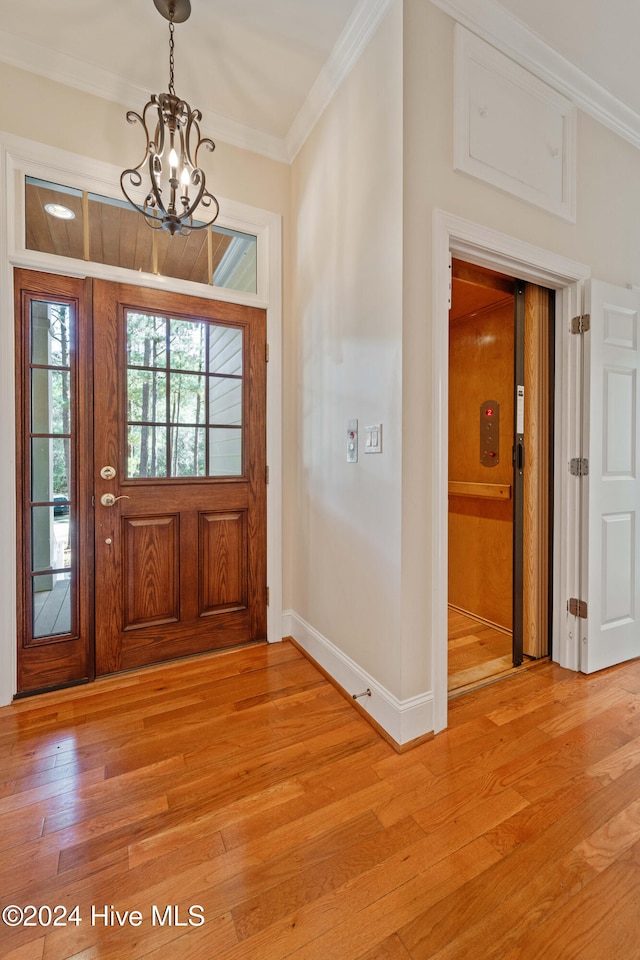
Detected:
left=126, top=312, right=243, bottom=478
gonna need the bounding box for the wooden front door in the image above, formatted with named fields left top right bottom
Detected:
left=15, top=270, right=267, bottom=692
left=93, top=281, right=267, bottom=674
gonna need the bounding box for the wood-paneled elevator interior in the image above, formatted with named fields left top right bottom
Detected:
left=448, top=260, right=553, bottom=693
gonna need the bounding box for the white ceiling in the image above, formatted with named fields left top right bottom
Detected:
left=1, top=0, right=640, bottom=162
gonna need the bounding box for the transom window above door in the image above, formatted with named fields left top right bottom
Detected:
left=24, top=177, right=258, bottom=294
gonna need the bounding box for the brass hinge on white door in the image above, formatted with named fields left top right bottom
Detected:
left=571, top=314, right=591, bottom=334
left=265, top=465, right=270, bottom=484
left=568, top=597, right=588, bottom=618
left=266, top=586, right=270, bottom=606
left=266, top=342, right=270, bottom=362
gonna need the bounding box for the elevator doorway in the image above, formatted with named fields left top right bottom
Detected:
left=448, top=260, right=554, bottom=696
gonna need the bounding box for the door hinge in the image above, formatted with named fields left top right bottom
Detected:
left=568, top=597, right=588, bottom=618
left=266, top=342, right=270, bottom=362
left=571, top=314, right=590, bottom=334
left=265, top=465, right=270, bottom=484
left=266, top=586, right=270, bottom=606
left=569, top=457, right=589, bottom=477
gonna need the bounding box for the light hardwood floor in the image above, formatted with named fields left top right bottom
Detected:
left=2, top=639, right=640, bottom=959
left=448, top=607, right=535, bottom=696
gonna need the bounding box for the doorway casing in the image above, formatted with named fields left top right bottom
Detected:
left=0, top=132, right=283, bottom=706
left=432, top=209, right=590, bottom=732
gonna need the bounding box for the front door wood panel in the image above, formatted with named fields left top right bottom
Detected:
left=200, top=510, right=248, bottom=614
left=122, top=515, right=180, bottom=629
left=93, top=280, right=267, bottom=675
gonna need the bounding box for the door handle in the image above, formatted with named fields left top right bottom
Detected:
left=100, top=493, right=131, bottom=507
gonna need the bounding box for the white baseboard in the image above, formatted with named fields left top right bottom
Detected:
left=282, top=610, right=434, bottom=746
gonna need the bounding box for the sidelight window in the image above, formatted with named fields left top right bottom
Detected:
left=27, top=300, right=75, bottom=640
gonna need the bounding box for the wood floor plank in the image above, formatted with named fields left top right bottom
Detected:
left=396, top=762, right=640, bottom=958
left=355, top=935, right=413, bottom=960
left=3, top=938, right=46, bottom=960
left=501, top=840, right=640, bottom=960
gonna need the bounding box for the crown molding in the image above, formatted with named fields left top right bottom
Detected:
left=0, top=0, right=396, bottom=167
left=285, top=0, right=395, bottom=161
left=0, top=28, right=290, bottom=164
left=429, top=0, right=640, bottom=151
left=3, top=1, right=640, bottom=166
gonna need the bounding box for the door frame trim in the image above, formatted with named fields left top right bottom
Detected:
left=0, top=132, right=282, bottom=705
left=432, top=209, right=590, bottom=732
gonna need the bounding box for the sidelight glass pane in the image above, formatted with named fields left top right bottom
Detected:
left=31, top=369, right=71, bottom=435
left=33, top=572, right=72, bottom=638
left=209, top=427, right=242, bottom=476
left=127, top=369, right=167, bottom=422
left=209, top=378, right=242, bottom=426
left=31, top=301, right=72, bottom=366
left=31, top=437, right=71, bottom=502
left=209, top=326, right=242, bottom=376
left=31, top=506, right=71, bottom=574
left=127, top=313, right=167, bottom=368
left=128, top=425, right=167, bottom=478
left=169, top=426, right=206, bottom=477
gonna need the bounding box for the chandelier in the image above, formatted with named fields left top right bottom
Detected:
left=120, top=0, right=219, bottom=236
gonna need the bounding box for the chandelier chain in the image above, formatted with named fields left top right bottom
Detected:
left=168, top=6, right=175, bottom=96
left=121, top=0, right=219, bottom=235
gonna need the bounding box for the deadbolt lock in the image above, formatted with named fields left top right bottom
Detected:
left=100, top=465, right=117, bottom=480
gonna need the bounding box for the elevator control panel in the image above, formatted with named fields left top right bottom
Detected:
left=480, top=400, right=500, bottom=466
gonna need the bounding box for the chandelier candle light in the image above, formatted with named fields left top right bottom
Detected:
left=121, top=0, right=219, bottom=236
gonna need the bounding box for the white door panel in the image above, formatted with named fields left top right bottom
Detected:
left=583, top=281, right=640, bottom=672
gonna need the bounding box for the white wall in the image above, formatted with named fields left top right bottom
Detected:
left=288, top=0, right=640, bottom=741
left=288, top=2, right=405, bottom=701
left=399, top=0, right=640, bottom=712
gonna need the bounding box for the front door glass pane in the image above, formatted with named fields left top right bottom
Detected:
left=126, top=311, right=244, bottom=478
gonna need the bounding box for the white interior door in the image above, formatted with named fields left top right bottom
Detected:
left=582, top=280, right=640, bottom=672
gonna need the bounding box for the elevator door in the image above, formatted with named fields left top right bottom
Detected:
left=448, top=260, right=553, bottom=689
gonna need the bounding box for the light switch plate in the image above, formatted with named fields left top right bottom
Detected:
left=365, top=424, right=382, bottom=454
